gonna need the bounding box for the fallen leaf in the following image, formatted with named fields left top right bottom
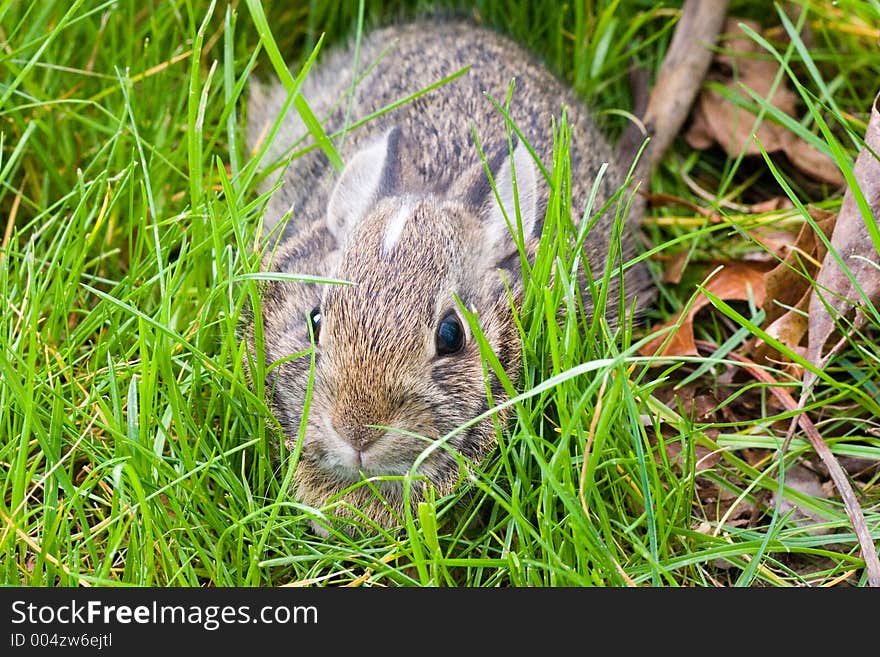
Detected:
left=781, top=132, right=848, bottom=186
left=806, top=90, right=880, bottom=381
left=769, top=464, right=832, bottom=536
left=745, top=197, right=794, bottom=214
left=745, top=227, right=799, bottom=263
left=660, top=250, right=690, bottom=284
left=684, top=18, right=845, bottom=187
left=762, top=206, right=836, bottom=325
left=687, top=79, right=792, bottom=157
left=642, top=262, right=768, bottom=357
left=758, top=308, right=808, bottom=378
left=809, top=454, right=880, bottom=480
left=751, top=207, right=836, bottom=372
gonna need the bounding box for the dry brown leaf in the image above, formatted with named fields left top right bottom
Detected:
left=684, top=18, right=845, bottom=186
left=804, top=451, right=880, bottom=480
left=770, top=464, right=832, bottom=536
left=806, top=91, right=880, bottom=379
left=761, top=207, right=836, bottom=323
left=781, top=132, right=848, bottom=186
left=758, top=308, right=808, bottom=378
left=660, top=250, right=690, bottom=284
left=746, top=228, right=799, bottom=263
left=746, top=197, right=794, bottom=214
left=687, top=82, right=790, bottom=156
left=752, top=207, right=835, bottom=371
left=642, top=262, right=768, bottom=357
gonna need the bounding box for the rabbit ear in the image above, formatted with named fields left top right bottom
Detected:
left=326, top=127, right=401, bottom=238
left=460, top=137, right=539, bottom=264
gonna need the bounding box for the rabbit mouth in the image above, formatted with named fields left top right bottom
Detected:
left=303, top=414, right=441, bottom=479
left=318, top=443, right=428, bottom=481
left=307, top=421, right=422, bottom=481
left=292, top=421, right=471, bottom=521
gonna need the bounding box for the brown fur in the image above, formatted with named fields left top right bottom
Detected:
left=245, top=18, right=650, bottom=533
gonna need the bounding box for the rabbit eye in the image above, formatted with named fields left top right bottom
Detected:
left=436, top=310, right=465, bottom=356
left=308, top=306, right=322, bottom=342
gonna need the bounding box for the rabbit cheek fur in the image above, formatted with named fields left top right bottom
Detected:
left=259, top=129, right=536, bottom=531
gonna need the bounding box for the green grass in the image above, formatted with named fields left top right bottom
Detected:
left=1, top=0, right=878, bottom=586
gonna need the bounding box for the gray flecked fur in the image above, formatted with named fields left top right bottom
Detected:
left=245, top=18, right=651, bottom=532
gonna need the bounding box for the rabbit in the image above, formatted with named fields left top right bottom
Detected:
left=244, top=18, right=651, bottom=532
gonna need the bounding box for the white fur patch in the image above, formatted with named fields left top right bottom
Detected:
left=381, top=202, right=413, bottom=255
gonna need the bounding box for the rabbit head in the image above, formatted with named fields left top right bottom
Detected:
left=255, top=126, right=541, bottom=530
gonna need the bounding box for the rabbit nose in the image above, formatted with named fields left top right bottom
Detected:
left=336, top=423, right=384, bottom=451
